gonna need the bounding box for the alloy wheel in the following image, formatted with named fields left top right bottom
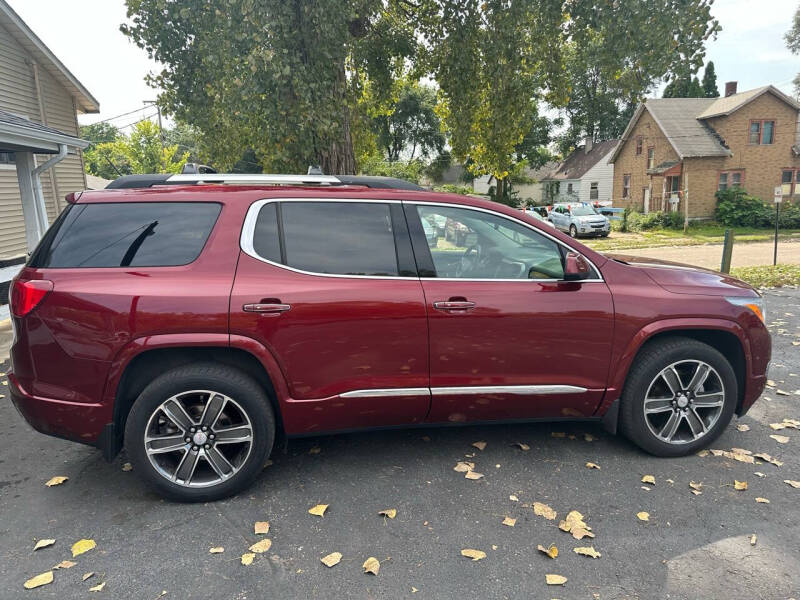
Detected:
left=642, top=360, right=725, bottom=444
left=144, top=390, right=254, bottom=487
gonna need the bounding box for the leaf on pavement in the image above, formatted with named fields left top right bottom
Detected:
left=122, top=463, right=133, bottom=472
left=33, top=539, right=55, bottom=551
left=209, top=547, right=224, bottom=553
left=641, top=475, right=655, bottom=485
left=584, top=433, right=597, bottom=442
left=53, top=561, right=75, bottom=570
left=689, top=481, right=703, bottom=494
left=82, top=572, right=94, bottom=581
left=574, top=546, right=601, bottom=558
left=753, top=452, right=783, bottom=466
left=551, top=432, right=566, bottom=438
left=320, top=552, right=342, bottom=567
left=559, top=510, right=594, bottom=539
left=23, top=571, right=53, bottom=590
left=453, top=462, right=474, bottom=473
left=254, top=521, right=270, bottom=535
left=736, top=424, right=750, bottom=432
left=472, top=441, right=487, bottom=451
left=750, top=534, right=757, bottom=546
left=585, top=462, right=601, bottom=470
left=512, top=442, right=530, bottom=451
left=460, top=549, right=486, bottom=561
left=784, top=480, right=800, bottom=488
left=502, top=516, right=516, bottom=527
left=89, top=582, right=106, bottom=592
left=545, top=574, right=567, bottom=585
left=464, top=470, right=484, bottom=480
left=241, top=553, right=255, bottom=566
left=533, top=502, right=557, bottom=520
left=769, top=435, right=790, bottom=444
left=308, top=504, right=329, bottom=517
left=363, top=556, right=381, bottom=574
left=379, top=509, right=397, bottom=519
left=309, top=446, right=321, bottom=454
left=537, top=544, right=558, bottom=559
left=509, top=494, right=519, bottom=502
left=45, top=476, right=68, bottom=487
left=697, top=449, right=709, bottom=457
left=71, top=539, right=96, bottom=558
left=637, top=512, right=650, bottom=522
left=249, top=539, right=272, bottom=554
left=734, top=480, right=748, bottom=490
left=755, top=497, right=770, bottom=503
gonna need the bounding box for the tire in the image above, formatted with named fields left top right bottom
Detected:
left=569, top=224, right=578, bottom=238
left=619, top=337, right=737, bottom=457
left=600, top=232, right=609, bottom=238
left=125, top=363, right=275, bottom=502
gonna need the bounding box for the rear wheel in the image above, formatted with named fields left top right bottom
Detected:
left=569, top=224, right=578, bottom=238
left=619, top=337, right=736, bottom=457
left=125, top=363, right=275, bottom=501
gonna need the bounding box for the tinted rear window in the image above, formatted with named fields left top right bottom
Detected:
left=30, top=202, right=221, bottom=268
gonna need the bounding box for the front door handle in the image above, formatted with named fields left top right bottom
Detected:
left=243, top=303, right=291, bottom=314
left=433, top=300, right=476, bottom=311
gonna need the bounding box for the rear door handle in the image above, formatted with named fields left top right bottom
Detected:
left=433, top=300, right=476, bottom=311
left=243, top=303, right=291, bottom=314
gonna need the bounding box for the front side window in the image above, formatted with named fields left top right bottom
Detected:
left=252, top=201, right=399, bottom=276
left=30, top=202, right=221, bottom=268
left=415, top=205, right=565, bottom=280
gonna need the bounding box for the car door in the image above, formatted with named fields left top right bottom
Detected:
left=230, top=198, right=430, bottom=434
left=551, top=206, right=565, bottom=231
left=405, top=201, right=614, bottom=423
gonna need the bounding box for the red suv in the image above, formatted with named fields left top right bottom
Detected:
left=7, top=174, right=770, bottom=501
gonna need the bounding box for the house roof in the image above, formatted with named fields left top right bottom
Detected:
left=0, top=0, right=99, bottom=113
left=697, top=85, right=800, bottom=119
left=545, top=139, right=618, bottom=181
left=0, top=109, right=89, bottom=153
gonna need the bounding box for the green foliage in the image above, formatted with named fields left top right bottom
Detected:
left=434, top=184, right=474, bottom=195
left=663, top=75, right=704, bottom=98
left=702, top=61, right=719, bottom=98
left=358, top=155, right=425, bottom=183
left=623, top=210, right=685, bottom=232
left=715, top=188, right=800, bottom=228
left=79, top=122, right=121, bottom=152
left=787, top=4, right=800, bottom=96
left=730, top=264, right=800, bottom=289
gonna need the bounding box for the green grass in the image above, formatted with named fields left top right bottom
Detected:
left=584, top=225, right=800, bottom=252
left=729, top=264, right=800, bottom=288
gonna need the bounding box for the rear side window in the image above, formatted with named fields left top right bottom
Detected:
left=251, top=201, right=399, bottom=276
left=30, top=202, right=221, bottom=268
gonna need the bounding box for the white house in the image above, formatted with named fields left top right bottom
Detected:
left=543, top=139, right=618, bottom=205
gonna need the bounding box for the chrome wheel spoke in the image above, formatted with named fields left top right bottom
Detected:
left=661, top=367, right=683, bottom=395
left=200, top=394, right=227, bottom=429
left=659, top=411, right=682, bottom=441
left=146, top=434, right=187, bottom=455
left=214, top=425, right=252, bottom=444
left=644, top=398, right=674, bottom=414
left=204, top=447, right=234, bottom=478
left=687, top=363, right=711, bottom=394
left=686, top=408, right=707, bottom=439
left=693, top=393, right=724, bottom=408
left=174, top=449, right=201, bottom=483
left=161, top=399, right=195, bottom=431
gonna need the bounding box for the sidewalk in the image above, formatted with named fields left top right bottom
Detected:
left=610, top=239, right=800, bottom=270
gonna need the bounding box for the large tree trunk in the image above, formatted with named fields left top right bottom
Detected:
left=494, top=176, right=506, bottom=204
left=317, top=64, right=356, bottom=175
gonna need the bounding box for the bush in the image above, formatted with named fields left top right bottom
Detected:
left=623, top=210, right=684, bottom=232
left=434, top=184, right=474, bottom=195
left=715, top=187, right=800, bottom=228
left=359, top=156, right=425, bottom=184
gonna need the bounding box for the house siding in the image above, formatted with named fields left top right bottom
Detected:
left=0, top=21, right=87, bottom=260
left=579, top=148, right=615, bottom=204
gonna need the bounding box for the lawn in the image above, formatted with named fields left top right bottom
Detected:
left=583, top=225, right=800, bottom=252
left=729, top=264, right=800, bottom=288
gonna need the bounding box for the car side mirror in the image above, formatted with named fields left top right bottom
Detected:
left=564, top=252, right=591, bottom=281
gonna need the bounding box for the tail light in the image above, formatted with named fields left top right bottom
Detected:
left=10, top=279, right=53, bottom=317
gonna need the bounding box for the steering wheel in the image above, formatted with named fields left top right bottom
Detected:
left=456, top=244, right=481, bottom=277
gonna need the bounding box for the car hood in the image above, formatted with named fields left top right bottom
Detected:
left=604, top=253, right=757, bottom=296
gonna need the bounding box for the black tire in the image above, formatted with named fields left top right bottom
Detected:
left=569, top=224, right=578, bottom=238
left=125, top=363, right=275, bottom=502
left=600, top=232, right=609, bottom=238
left=619, top=337, right=737, bottom=457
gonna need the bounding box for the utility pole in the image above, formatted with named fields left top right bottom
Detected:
left=143, top=100, right=164, bottom=150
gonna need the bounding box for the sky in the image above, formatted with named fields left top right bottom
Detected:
left=5, top=0, right=800, bottom=129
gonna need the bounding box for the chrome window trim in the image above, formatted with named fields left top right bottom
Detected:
left=241, top=197, right=604, bottom=282
left=333, top=385, right=587, bottom=399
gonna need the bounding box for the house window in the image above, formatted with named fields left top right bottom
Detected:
left=718, top=170, right=744, bottom=191
left=567, top=183, right=573, bottom=194
left=0, top=151, right=15, bottom=164
left=781, top=169, right=800, bottom=196
left=622, top=174, right=631, bottom=198
left=646, top=147, right=655, bottom=170
left=635, top=136, right=643, bottom=155
left=589, top=182, right=599, bottom=200
left=749, top=120, right=775, bottom=145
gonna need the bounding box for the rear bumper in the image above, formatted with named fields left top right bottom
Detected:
left=7, top=372, right=109, bottom=445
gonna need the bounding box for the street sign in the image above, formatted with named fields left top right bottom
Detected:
left=774, top=186, right=783, bottom=203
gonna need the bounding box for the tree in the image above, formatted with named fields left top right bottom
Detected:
left=122, top=0, right=417, bottom=174
left=786, top=3, right=800, bottom=96
left=663, top=75, right=704, bottom=98
left=79, top=122, right=121, bottom=152
left=702, top=61, right=719, bottom=97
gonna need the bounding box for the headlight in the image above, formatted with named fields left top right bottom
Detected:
left=725, top=296, right=765, bottom=323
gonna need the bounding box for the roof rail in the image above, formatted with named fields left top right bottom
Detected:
left=105, top=173, right=425, bottom=191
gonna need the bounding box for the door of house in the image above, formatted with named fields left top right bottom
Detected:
left=643, top=188, right=650, bottom=213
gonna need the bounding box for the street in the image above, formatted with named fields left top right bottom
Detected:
left=0, top=290, right=798, bottom=599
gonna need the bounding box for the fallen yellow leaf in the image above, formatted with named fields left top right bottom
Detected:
left=33, top=539, right=55, bottom=551
left=89, top=582, right=106, bottom=593
left=533, top=502, right=557, bottom=520
left=753, top=452, right=783, bottom=466
left=509, top=494, right=519, bottom=502
left=784, top=480, right=800, bottom=488
left=641, top=475, right=655, bottom=485
left=45, top=476, right=68, bottom=487
left=734, top=480, right=748, bottom=491
left=537, top=544, right=558, bottom=559
left=464, top=470, right=484, bottom=480
left=559, top=510, right=595, bottom=540
left=472, top=441, right=487, bottom=451
left=71, top=539, right=96, bottom=558
left=363, top=556, right=381, bottom=574
left=545, top=574, right=567, bottom=585
left=551, top=432, right=566, bottom=438
left=584, top=433, right=597, bottom=442
left=512, top=442, right=530, bottom=451
left=53, top=561, right=75, bottom=570
left=453, top=461, right=474, bottom=473
left=249, top=539, right=272, bottom=554
left=82, top=572, right=94, bottom=581
left=637, top=511, right=650, bottom=522
left=209, top=547, right=224, bottom=553
left=750, top=534, right=757, bottom=546
left=755, top=497, right=769, bottom=503
left=379, top=509, right=397, bottom=519
left=585, top=462, right=601, bottom=470
left=736, top=424, right=750, bottom=432
left=460, top=549, right=486, bottom=561
left=308, top=504, right=329, bottom=517
left=241, top=552, right=255, bottom=566
left=254, top=521, right=270, bottom=535
left=770, top=434, right=790, bottom=444
left=574, top=546, right=601, bottom=558
left=122, top=463, right=133, bottom=472
left=23, top=571, right=53, bottom=590
left=320, top=552, right=342, bottom=567
left=309, top=446, right=321, bottom=454
left=689, top=481, right=703, bottom=492
left=502, top=516, right=516, bottom=527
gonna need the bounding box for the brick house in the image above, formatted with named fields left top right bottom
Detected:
left=608, top=83, right=800, bottom=219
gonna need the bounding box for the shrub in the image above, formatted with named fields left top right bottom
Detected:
left=714, top=188, right=765, bottom=227
left=434, top=184, right=475, bottom=195
left=359, top=156, right=425, bottom=184
left=623, top=210, right=684, bottom=232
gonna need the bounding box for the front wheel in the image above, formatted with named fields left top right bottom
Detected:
left=569, top=224, right=578, bottom=238
left=619, top=337, right=737, bottom=457
left=125, top=363, right=275, bottom=501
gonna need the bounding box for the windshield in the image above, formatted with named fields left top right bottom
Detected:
left=571, top=205, right=598, bottom=216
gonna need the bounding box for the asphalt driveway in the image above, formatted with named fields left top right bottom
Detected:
left=1, top=290, right=799, bottom=599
